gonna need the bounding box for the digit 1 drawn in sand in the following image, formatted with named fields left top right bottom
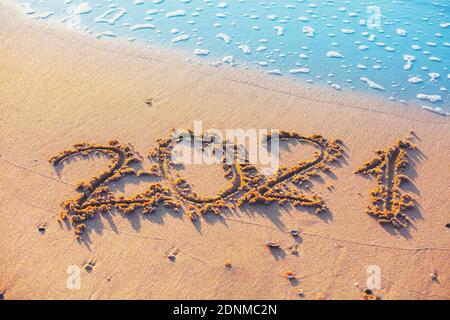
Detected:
left=49, top=131, right=344, bottom=238
left=354, top=135, right=417, bottom=228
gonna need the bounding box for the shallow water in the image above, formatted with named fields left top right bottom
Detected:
left=15, top=0, right=450, bottom=112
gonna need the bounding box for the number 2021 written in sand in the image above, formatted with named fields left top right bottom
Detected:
left=49, top=130, right=417, bottom=238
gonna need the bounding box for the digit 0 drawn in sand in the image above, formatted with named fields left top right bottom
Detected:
left=49, top=130, right=343, bottom=237
left=355, top=134, right=417, bottom=228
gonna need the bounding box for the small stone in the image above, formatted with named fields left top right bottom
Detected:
left=283, top=271, right=296, bottom=279
left=145, top=97, right=153, bottom=106
left=297, top=289, right=304, bottom=296
left=38, top=226, right=46, bottom=234
left=264, top=240, right=280, bottom=248
left=445, top=223, right=450, bottom=229
left=168, top=254, right=176, bottom=261
left=289, top=229, right=299, bottom=237
left=353, top=282, right=359, bottom=287
left=429, top=272, right=438, bottom=280
left=364, top=288, right=373, bottom=295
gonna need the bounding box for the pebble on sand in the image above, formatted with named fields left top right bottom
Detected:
left=283, top=271, right=296, bottom=279
left=38, top=225, right=46, bottom=234
left=264, top=240, right=280, bottom=248
left=145, top=97, right=153, bottom=106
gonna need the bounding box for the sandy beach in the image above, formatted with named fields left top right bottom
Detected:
left=0, top=1, right=449, bottom=300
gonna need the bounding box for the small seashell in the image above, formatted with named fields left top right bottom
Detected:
left=264, top=240, right=280, bottom=248
left=167, top=254, right=176, bottom=261
left=145, top=97, right=153, bottom=106
left=283, top=271, right=296, bottom=279
left=84, top=264, right=93, bottom=272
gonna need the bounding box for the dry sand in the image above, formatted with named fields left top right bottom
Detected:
left=0, top=2, right=449, bottom=300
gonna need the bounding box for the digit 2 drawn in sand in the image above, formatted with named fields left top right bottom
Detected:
left=49, top=130, right=343, bottom=237
left=355, top=134, right=417, bottom=228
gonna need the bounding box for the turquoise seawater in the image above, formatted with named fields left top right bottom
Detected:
left=15, top=0, right=450, bottom=112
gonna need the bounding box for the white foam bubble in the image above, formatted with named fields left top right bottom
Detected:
left=326, top=51, right=343, bottom=58
left=299, top=53, right=308, bottom=59
left=428, top=73, right=440, bottom=82
left=101, top=31, right=117, bottom=37
left=222, top=55, right=234, bottom=64
left=289, top=68, right=310, bottom=74
left=172, top=34, right=190, bottom=42
left=256, top=46, right=267, bottom=52
left=36, top=12, right=55, bottom=19
left=422, top=105, right=449, bottom=116
left=416, top=93, right=441, bottom=103
left=403, top=55, right=416, bottom=70
left=267, top=69, right=282, bottom=75
left=302, top=26, right=314, bottom=37
left=396, top=28, right=407, bottom=36
left=216, top=33, right=231, bottom=43
left=74, top=2, right=92, bottom=15
left=331, top=83, right=341, bottom=90
left=274, top=26, right=284, bottom=36
left=408, top=76, right=423, bottom=84
left=194, top=48, right=210, bottom=56
left=360, top=77, right=385, bottom=91
left=166, top=10, right=186, bottom=18
left=341, top=28, right=355, bottom=34
left=238, top=44, right=251, bottom=54
left=129, top=24, right=155, bottom=31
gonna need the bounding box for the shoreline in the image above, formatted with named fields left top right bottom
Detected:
left=1, top=1, right=449, bottom=300
left=3, top=0, right=449, bottom=123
